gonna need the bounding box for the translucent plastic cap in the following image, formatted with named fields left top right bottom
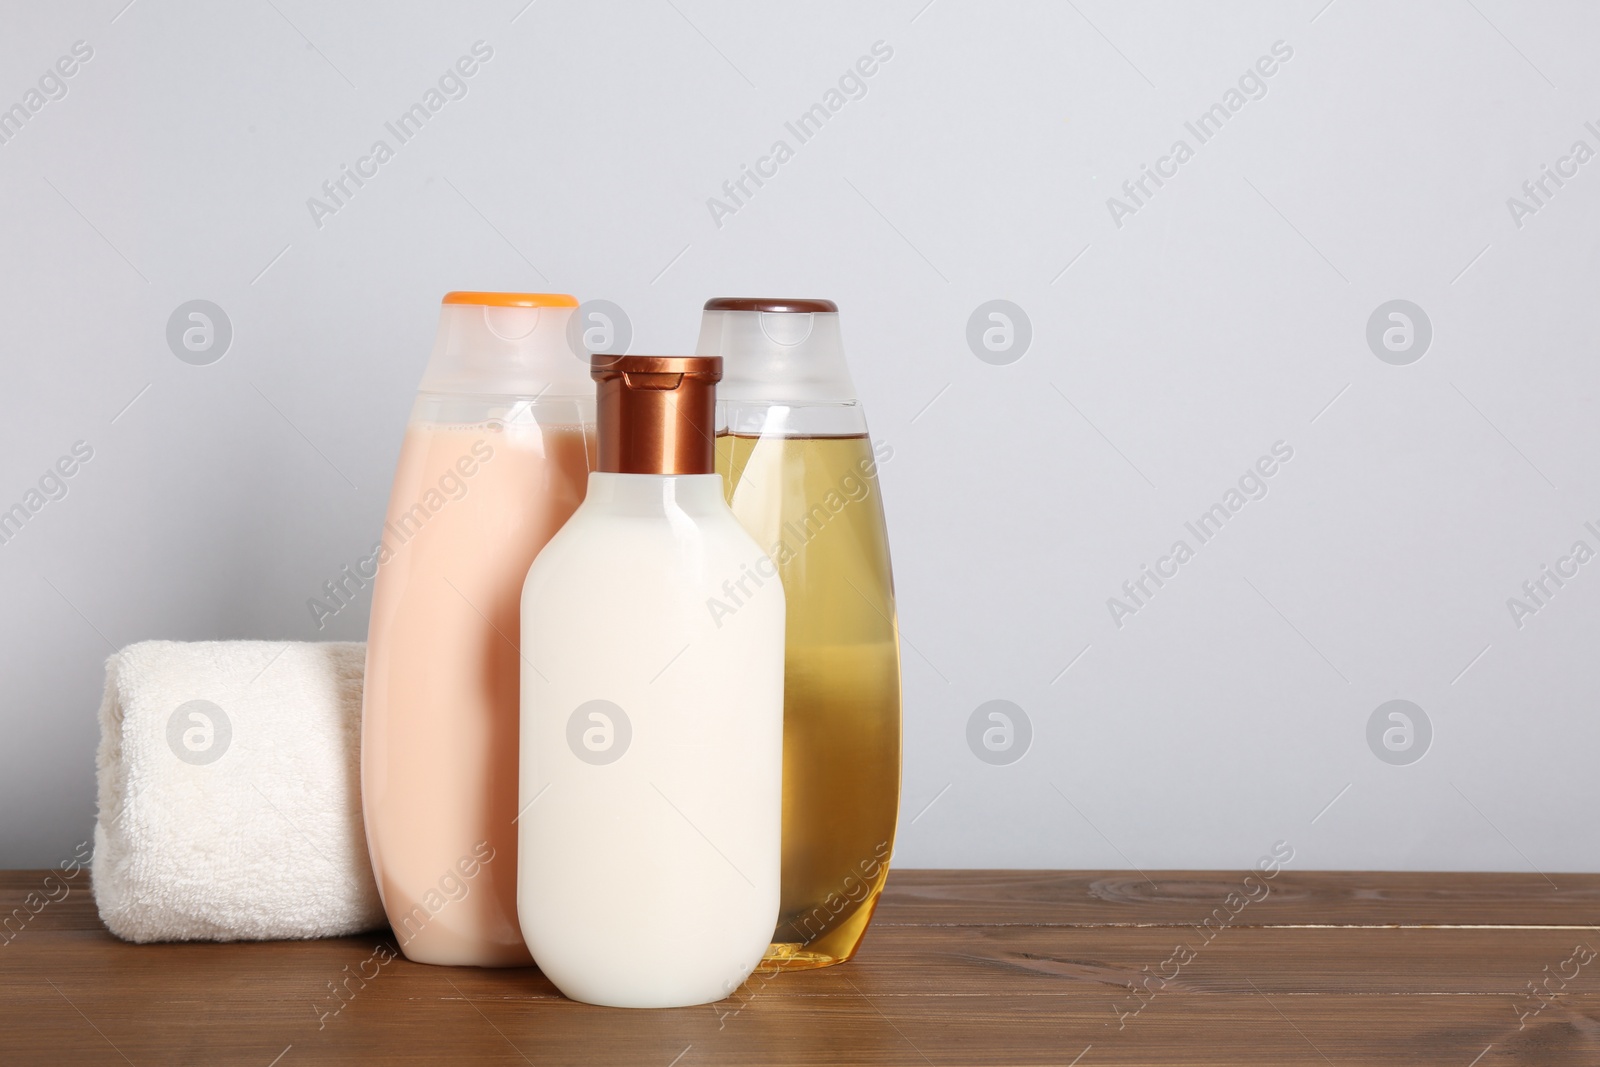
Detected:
left=417, top=292, right=592, bottom=397
left=695, top=297, right=858, bottom=404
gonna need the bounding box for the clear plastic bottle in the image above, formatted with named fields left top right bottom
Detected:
left=697, top=298, right=902, bottom=969
left=518, top=355, right=784, bottom=1007
left=363, top=292, right=594, bottom=966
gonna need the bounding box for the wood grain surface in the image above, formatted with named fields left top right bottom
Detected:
left=4, top=868, right=1599, bottom=1065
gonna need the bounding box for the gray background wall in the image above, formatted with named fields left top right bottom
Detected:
left=3, top=0, right=1596, bottom=874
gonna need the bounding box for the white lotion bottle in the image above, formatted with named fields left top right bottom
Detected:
left=518, top=354, right=784, bottom=1008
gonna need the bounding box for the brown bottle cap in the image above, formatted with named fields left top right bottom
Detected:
left=592, top=355, right=722, bottom=475
left=703, top=297, right=837, bottom=314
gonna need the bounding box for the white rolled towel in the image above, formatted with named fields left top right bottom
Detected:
left=92, top=640, right=385, bottom=942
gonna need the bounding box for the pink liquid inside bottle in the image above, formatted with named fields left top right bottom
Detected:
left=362, top=292, right=594, bottom=965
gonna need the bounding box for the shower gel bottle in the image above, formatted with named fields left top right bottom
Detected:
left=697, top=298, right=902, bottom=969
left=518, top=355, right=784, bottom=1008
left=363, top=292, right=595, bottom=966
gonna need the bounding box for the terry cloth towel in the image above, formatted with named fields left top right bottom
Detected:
left=92, top=640, right=385, bottom=942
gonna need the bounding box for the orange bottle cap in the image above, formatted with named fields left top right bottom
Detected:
left=442, top=292, right=579, bottom=309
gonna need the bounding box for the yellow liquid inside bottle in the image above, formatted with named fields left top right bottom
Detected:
left=716, top=431, right=902, bottom=969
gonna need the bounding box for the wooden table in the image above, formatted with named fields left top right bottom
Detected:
left=3, top=868, right=1597, bottom=1065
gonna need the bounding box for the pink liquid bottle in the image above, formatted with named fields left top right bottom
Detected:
left=362, top=292, right=594, bottom=965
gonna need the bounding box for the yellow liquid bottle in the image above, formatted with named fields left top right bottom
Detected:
left=700, top=298, right=902, bottom=969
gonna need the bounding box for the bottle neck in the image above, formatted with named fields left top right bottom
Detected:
left=696, top=310, right=859, bottom=406
left=720, top=399, right=869, bottom=437
left=581, top=471, right=728, bottom=516
left=418, top=303, right=591, bottom=397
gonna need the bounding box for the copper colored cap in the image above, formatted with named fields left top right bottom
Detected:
left=592, top=355, right=723, bottom=475
left=703, top=297, right=837, bottom=314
